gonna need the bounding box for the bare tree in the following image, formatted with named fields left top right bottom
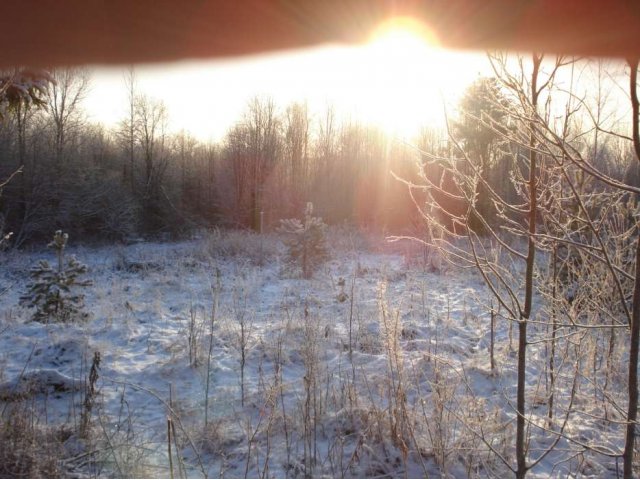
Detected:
left=623, top=56, right=640, bottom=479
left=224, top=96, right=280, bottom=229
left=4, top=69, right=53, bottom=246
left=397, top=53, right=581, bottom=478
left=46, top=68, right=89, bottom=165
left=118, top=67, right=137, bottom=191
left=507, top=57, right=640, bottom=478
left=174, top=130, right=198, bottom=210
left=283, top=101, right=310, bottom=214
left=225, top=121, right=252, bottom=226
left=245, top=96, right=280, bottom=230
left=135, top=94, right=169, bottom=230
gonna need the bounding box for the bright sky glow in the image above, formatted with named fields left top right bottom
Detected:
left=83, top=19, right=490, bottom=142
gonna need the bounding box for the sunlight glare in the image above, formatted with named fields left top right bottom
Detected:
left=86, top=17, right=488, bottom=143
left=368, top=16, right=439, bottom=57
left=354, top=17, right=444, bottom=138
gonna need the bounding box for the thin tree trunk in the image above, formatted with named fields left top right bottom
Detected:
left=548, top=243, right=558, bottom=426
left=623, top=56, right=640, bottom=480
left=490, top=302, right=495, bottom=373
left=517, top=52, right=541, bottom=479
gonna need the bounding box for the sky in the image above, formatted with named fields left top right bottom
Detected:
left=81, top=25, right=493, bottom=143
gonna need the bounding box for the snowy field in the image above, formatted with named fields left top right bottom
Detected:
left=0, top=229, right=628, bottom=478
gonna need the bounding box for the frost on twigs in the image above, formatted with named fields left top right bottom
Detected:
left=279, top=202, right=329, bottom=279
left=20, top=230, right=92, bottom=323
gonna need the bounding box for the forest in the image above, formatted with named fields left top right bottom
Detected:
left=0, top=66, right=429, bottom=246
left=1, top=53, right=640, bottom=478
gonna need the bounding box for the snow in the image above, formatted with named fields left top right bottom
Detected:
left=0, top=233, right=627, bottom=478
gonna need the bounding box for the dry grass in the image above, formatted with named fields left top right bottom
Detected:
left=0, top=403, right=71, bottom=478
left=199, top=229, right=282, bottom=265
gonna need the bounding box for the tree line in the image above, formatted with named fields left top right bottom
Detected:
left=5, top=65, right=627, bottom=249
left=0, top=67, right=439, bottom=247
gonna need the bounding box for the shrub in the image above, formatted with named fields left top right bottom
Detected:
left=279, top=202, right=329, bottom=279
left=20, top=230, right=92, bottom=323
left=201, top=228, right=281, bottom=265
left=0, top=403, right=69, bottom=478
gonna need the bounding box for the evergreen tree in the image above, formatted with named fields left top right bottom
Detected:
left=20, top=230, right=92, bottom=323
left=0, top=69, right=52, bottom=118
left=454, top=77, right=511, bottom=232
left=279, top=202, right=328, bottom=279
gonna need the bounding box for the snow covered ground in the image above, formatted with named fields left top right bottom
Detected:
left=0, top=230, right=627, bottom=478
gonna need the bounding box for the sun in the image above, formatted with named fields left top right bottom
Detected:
left=350, top=17, right=444, bottom=138
left=368, top=17, right=440, bottom=55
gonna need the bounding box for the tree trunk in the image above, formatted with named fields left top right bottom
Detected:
left=517, top=52, right=541, bottom=479
left=548, top=243, right=558, bottom=426
left=624, top=234, right=640, bottom=478
left=623, top=56, right=640, bottom=480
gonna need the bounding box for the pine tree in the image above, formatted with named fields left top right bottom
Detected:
left=279, top=202, right=329, bottom=279
left=20, top=230, right=92, bottom=323
left=0, top=69, right=53, bottom=119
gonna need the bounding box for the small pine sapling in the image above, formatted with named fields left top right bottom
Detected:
left=20, top=230, right=92, bottom=323
left=279, top=202, right=329, bottom=279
